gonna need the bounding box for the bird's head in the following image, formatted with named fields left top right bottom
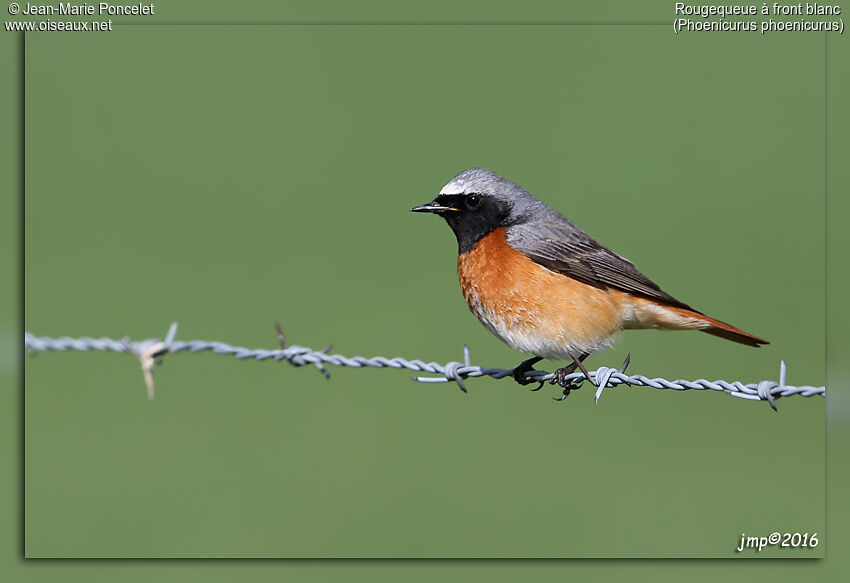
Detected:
left=411, top=168, right=545, bottom=253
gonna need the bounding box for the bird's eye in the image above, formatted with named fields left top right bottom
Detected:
left=465, top=194, right=483, bottom=210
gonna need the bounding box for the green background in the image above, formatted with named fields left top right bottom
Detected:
left=4, top=0, right=848, bottom=578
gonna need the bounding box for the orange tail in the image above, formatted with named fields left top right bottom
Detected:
left=670, top=306, right=769, bottom=347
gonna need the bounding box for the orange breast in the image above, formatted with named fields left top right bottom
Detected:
left=456, top=228, right=630, bottom=358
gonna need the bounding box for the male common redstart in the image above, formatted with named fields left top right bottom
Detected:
left=412, top=168, right=767, bottom=394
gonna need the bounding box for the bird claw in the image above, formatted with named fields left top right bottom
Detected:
left=548, top=364, right=585, bottom=401
left=548, top=365, right=580, bottom=386
left=552, top=389, right=572, bottom=401
left=511, top=356, right=543, bottom=387
left=514, top=352, right=595, bottom=401
left=512, top=372, right=532, bottom=386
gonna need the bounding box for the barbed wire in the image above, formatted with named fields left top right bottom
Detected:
left=23, top=323, right=824, bottom=409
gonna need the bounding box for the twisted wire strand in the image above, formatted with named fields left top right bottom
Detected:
left=23, top=324, right=825, bottom=407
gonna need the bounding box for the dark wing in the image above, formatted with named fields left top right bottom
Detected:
left=506, top=216, right=698, bottom=313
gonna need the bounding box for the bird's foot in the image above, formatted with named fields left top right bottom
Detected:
left=553, top=387, right=575, bottom=401
left=549, top=364, right=584, bottom=400
left=511, top=356, right=544, bottom=390
left=548, top=351, right=592, bottom=401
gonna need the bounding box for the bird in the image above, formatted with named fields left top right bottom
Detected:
left=411, top=167, right=768, bottom=397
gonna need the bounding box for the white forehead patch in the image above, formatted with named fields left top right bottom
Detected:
left=439, top=180, right=466, bottom=196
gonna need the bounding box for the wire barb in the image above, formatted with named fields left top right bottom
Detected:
left=432, top=344, right=472, bottom=393
left=592, top=352, right=633, bottom=404
left=23, top=327, right=825, bottom=406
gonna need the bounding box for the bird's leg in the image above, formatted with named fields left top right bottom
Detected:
left=512, top=356, right=544, bottom=390
left=549, top=351, right=589, bottom=385
left=551, top=351, right=591, bottom=401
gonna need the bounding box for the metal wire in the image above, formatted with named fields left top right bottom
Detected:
left=23, top=323, right=825, bottom=408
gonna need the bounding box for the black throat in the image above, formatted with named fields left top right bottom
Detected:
left=440, top=199, right=512, bottom=255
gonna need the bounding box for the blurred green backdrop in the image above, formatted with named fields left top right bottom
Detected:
left=19, top=17, right=826, bottom=561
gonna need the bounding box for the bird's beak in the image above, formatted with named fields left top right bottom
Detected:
left=410, top=199, right=459, bottom=214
